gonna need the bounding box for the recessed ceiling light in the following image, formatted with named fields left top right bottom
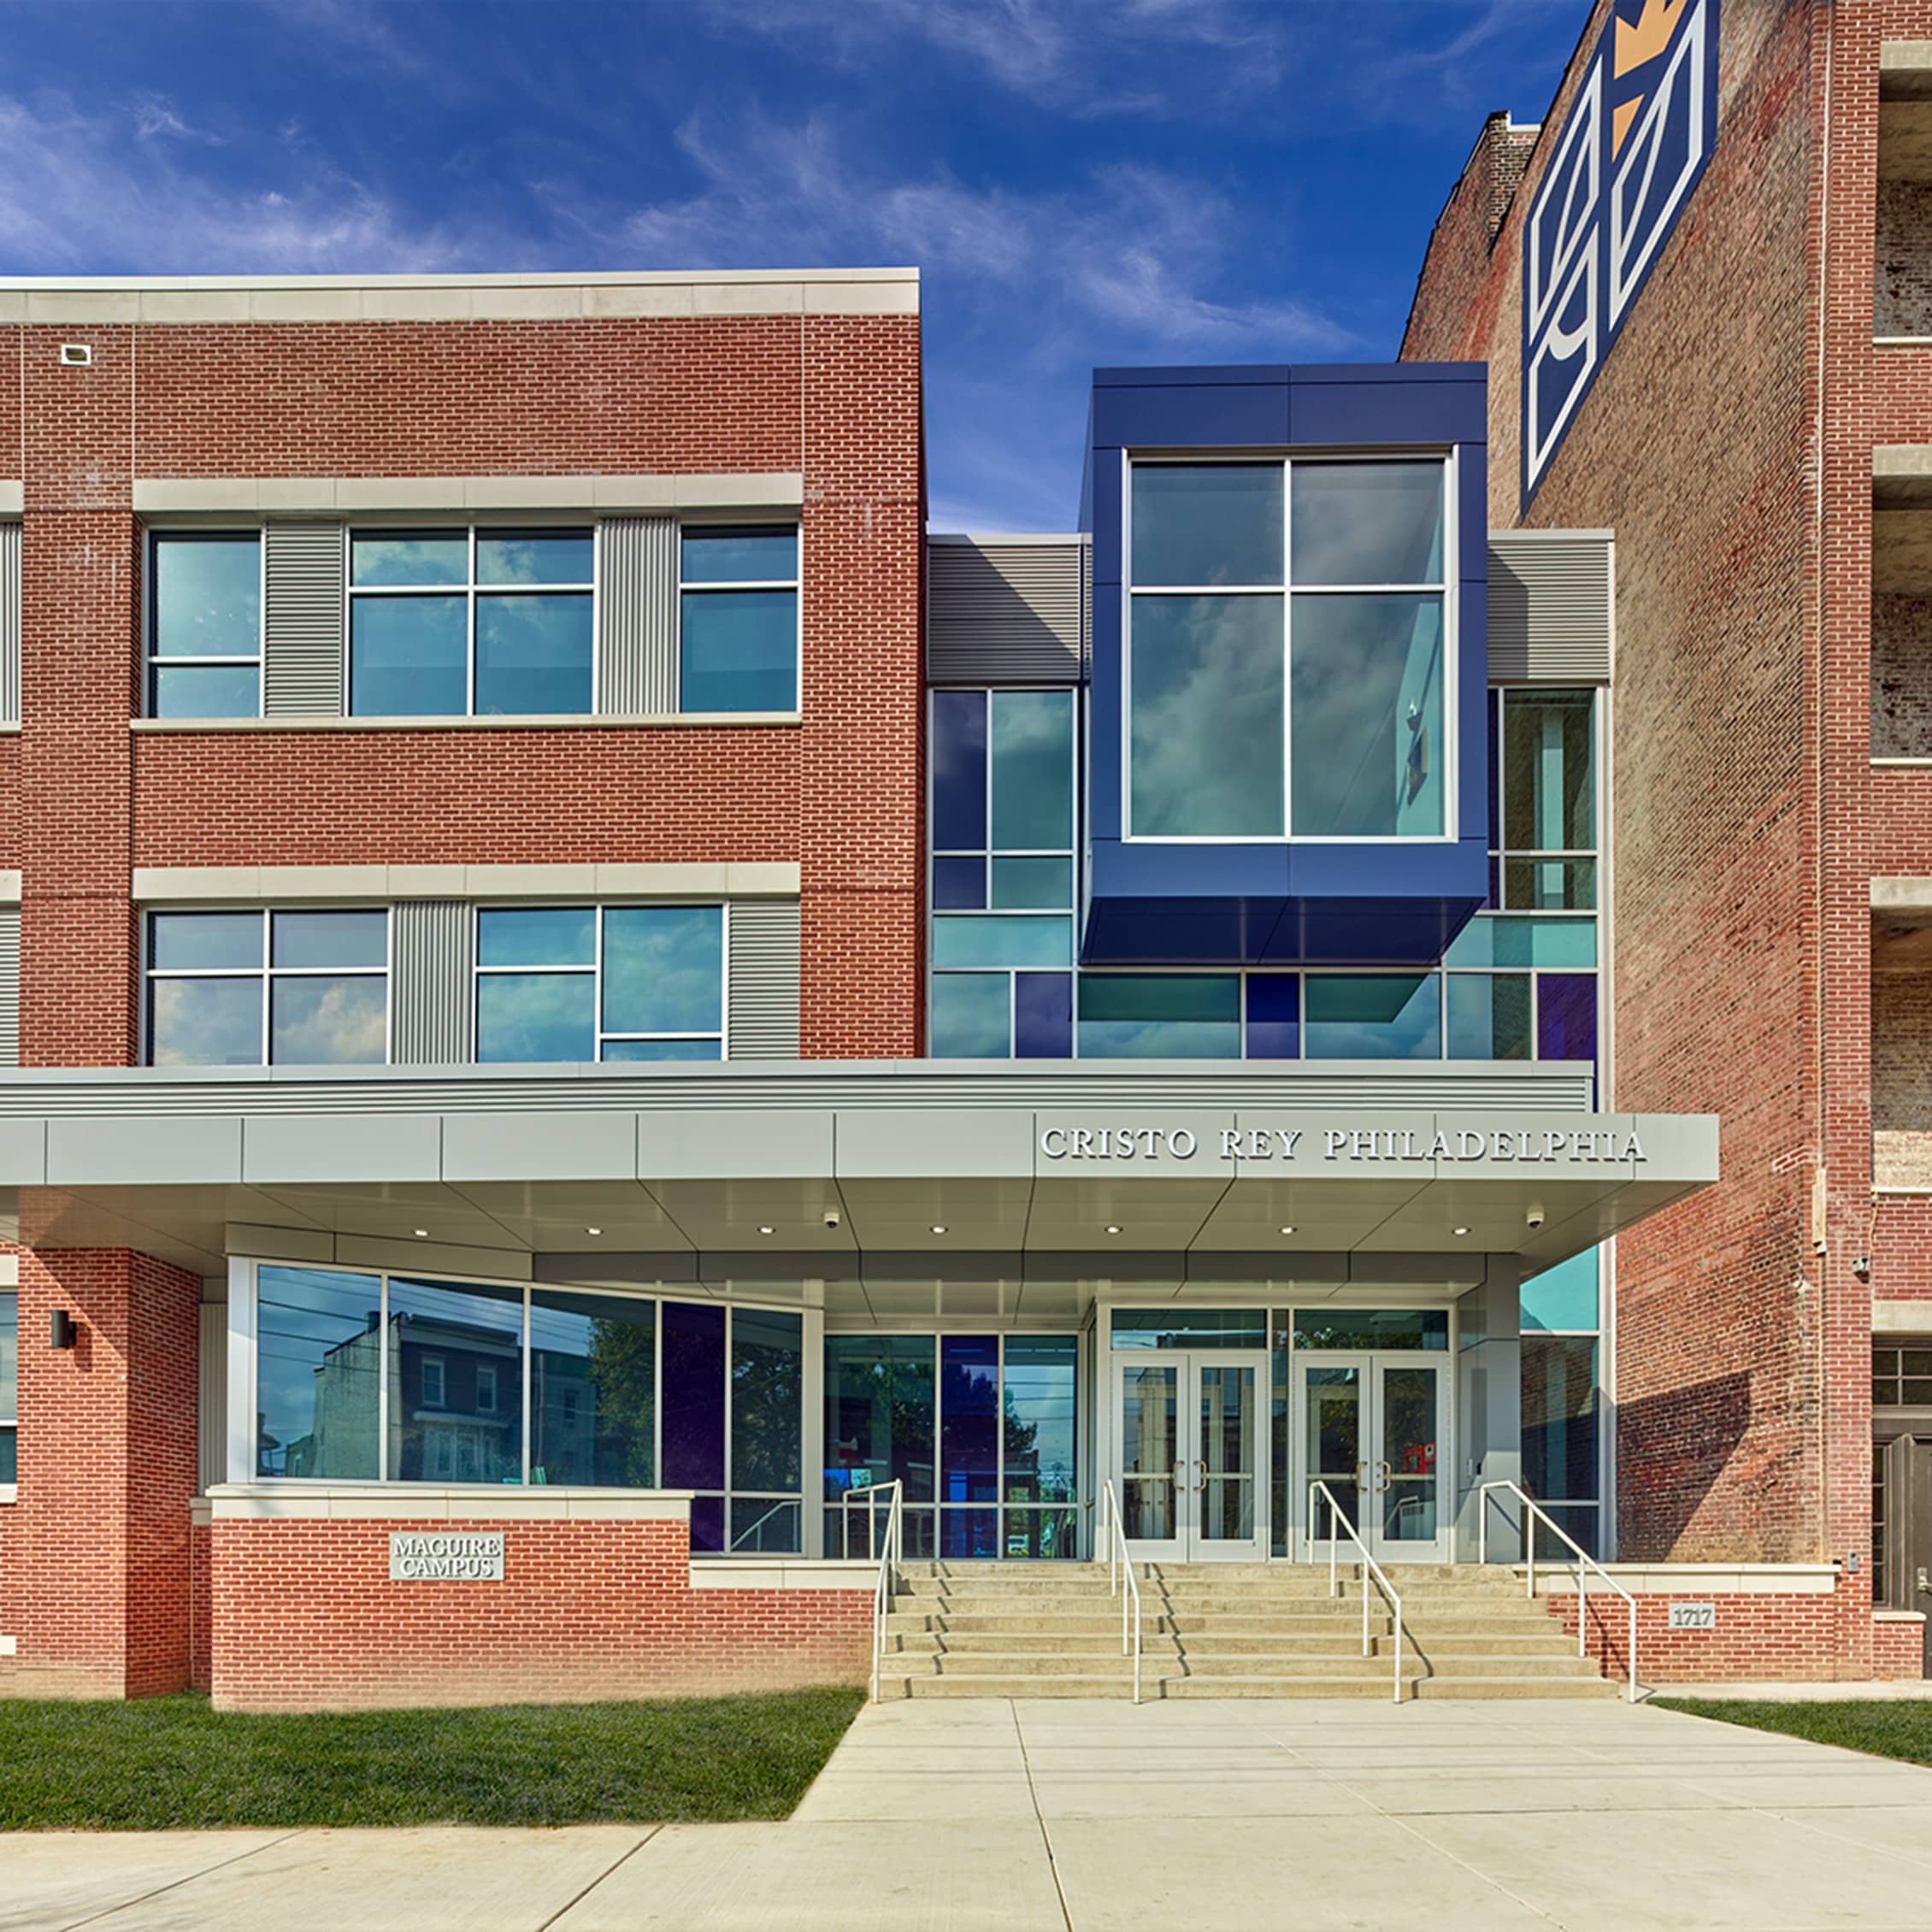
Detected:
left=758, top=1225, right=775, bottom=1236
left=930, top=1224, right=947, bottom=1235
left=1452, top=1226, right=1470, bottom=1237
left=586, top=1227, right=603, bottom=1236
left=1104, top=1224, right=1122, bottom=1235
left=413, top=1228, right=429, bottom=1239
left=1279, top=1225, right=1297, bottom=1235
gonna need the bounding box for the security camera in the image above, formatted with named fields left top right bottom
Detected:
left=822, top=1208, right=842, bottom=1231
left=1525, top=1205, right=1546, bottom=1231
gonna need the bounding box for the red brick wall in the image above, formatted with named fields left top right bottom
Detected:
left=209, top=1515, right=870, bottom=1713
left=189, top=1517, right=210, bottom=1694
left=0, top=1249, right=199, bottom=1699
left=1874, top=1612, right=1925, bottom=1677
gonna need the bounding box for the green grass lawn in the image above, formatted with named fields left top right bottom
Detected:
left=0, top=1687, right=866, bottom=1829
left=1654, top=1696, right=1932, bottom=1767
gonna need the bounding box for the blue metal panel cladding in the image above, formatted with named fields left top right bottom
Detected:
left=1081, top=361, right=1489, bottom=967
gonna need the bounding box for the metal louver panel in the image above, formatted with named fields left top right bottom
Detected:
left=0, top=909, right=18, bottom=1067
left=0, top=521, right=18, bottom=724
left=1487, top=532, right=1612, bottom=683
left=598, top=515, right=677, bottom=714
left=263, top=522, right=345, bottom=716
left=727, top=899, right=801, bottom=1059
left=928, top=538, right=1086, bottom=685
left=198, top=1301, right=227, bottom=1492
left=391, top=901, right=474, bottom=1064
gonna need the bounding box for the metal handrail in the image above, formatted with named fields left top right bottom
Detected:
left=1479, top=1479, right=1638, bottom=1702
left=866, top=1481, right=905, bottom=1704
left=1097, top=1479, right=1144, bottom=1705
left=833, top=1481, right=900, bottom=1561
left=1305, top=1481, right=1406, bottom=1704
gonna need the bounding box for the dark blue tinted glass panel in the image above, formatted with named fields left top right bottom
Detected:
left=270, top=975, right=386, bottom=1065
left=1523, top=1336, right=1598, bottom=1501
left=661, top=1300, right=727, bottom=1492
left=1488, top=689, right=1502, bottom=840
left=272, top=911, right=388, bottom=969
left=350, top=532, right=467, bottom=586
left=152, top=535, right=259, bottom=657
left=1446, top=974, right=1532, bottom=1059
left=389, top=1276, right=525, bottom=1484
left=350, top=595, right=467, bottom=716
left=1131, top=596, right=1284, bottom=837
left=1292, top=1309, right=1448, bottom=1351
left=151, top=911, right=261, bottom=970
left=474, top=593, right=592, bottom=715
left=939, top=1509, right=1002, bottom=1558
left=990, top=690, right=1074, bottom=850
left=933, top=857, right=986, bottom=910
left=601, top=905, right=722, bottom=1035
left=1131, top=465, right=1283, bottom=586
left=1112, top=1308, right=1267, bottom=1350
left=475, top=974, right=594, bottom=1062
left=1246, top=975, right=1299, bottom=1059
left=1079, top=974, right=1240, bottom=1058
left=255, top=1266, right=381, bottom=1479
left=151, top=663, right=258, bottom=719
left=1290, top=462, right=1444, bottom=586
left=1538, top=974, right=1598, bottom=1062
left=731, top=1309, right=803, bottom=1493
left=1304, top=975, right=1440, bottom=1059
left=689, top=1493, right=726, bottom=1556
left=475, top=531, right=592, bottom=586
left=478, top=907, right=596, bottom=968
left=932, top=690, right=987, bottom=851
left=528, top=1289, right=657, bottom=1487
left=940, top=1335, right=999, bottom=1504
left=150, top=977, right=261, bottom=1066
left=930, top=974, right=1010, bottom=1057
left=680, top=527, right=798, bottom=584
left=680, top=590, right=797, bottom=711
left=1004, top=1336, right=1077, bottom=1504
left=1015, top=972, right=1073, bottom=1059
left=824, top=1334, right=935, bottom=1504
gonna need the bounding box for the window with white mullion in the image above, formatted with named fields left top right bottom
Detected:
left=147, top=530, right=264, bottom=719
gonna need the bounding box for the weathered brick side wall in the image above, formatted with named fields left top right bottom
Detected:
left=1876, top=180, right=1932, bottom=337
left=1872, top=969, right=1932, bottom=1185
left=1870, top=593, right=1932, bottom=755
left=0, top=1249, right=199, bottom=1699
left=209, top=1517, right=871, bottom=1713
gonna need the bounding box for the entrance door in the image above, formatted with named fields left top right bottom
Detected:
left=1114, top=1351, right=1268, bottom=1561
left=1297, top=1354, right=1451, bottom=1562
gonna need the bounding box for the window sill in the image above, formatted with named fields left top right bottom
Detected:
left=0, top=1485, right=15, bottom=1506
left=132, top=713, right=803, bottom=733
left=1876, top=338, right=1932, bottom=347
left=1872, top=757, right=1932, bottom=769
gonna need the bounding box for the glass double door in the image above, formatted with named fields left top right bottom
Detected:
left=1299, top=1353, right=1451, bottom=1562
left=1115, top=1351, right=1268, bottom=1562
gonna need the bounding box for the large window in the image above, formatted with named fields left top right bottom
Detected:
left=146, top=910, right=389, bottom=1066
left=251, top=1265, right=805, bottom=1552
left=680, top=526, right=799, bottom=713
left=474, top=904, right=724, bottom=1063
left=0, top=1288, right=15, bottom=1485
left=1127, top=460, right=1449, bottom=841
left=148, top=533, right=262, bottom=719
left=349, top=527, right=594, bottom=716
left=1521, top=1246, right=1603, bottom=1556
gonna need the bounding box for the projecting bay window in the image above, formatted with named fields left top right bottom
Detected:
left=144, top=910, right=390, bottom=1066
left=348, top=527, right=594, bottom=716
left=679, top=526, right=799, bottom=713
left=1127, top=459, right=1450, bottom=841
left=474, top=904, right=725, bottom=1062
left=147, top=532, right=263, bottom=719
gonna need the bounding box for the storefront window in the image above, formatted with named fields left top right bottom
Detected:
left=1289, top=1310, right=1449, bottom=1352
left=529, top=1288, right=657, bottom=1488
left=1523, top=1335, right=1599, bottom=1556
left=1111, top=1309, right=1267, bottom=1351
left=256, top=1266, right=382, bottom=1480
left=389, top=1277, right=524, bottom=1486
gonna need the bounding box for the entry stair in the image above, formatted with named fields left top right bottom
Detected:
left=877, top=1562, right=1617, bottom=1699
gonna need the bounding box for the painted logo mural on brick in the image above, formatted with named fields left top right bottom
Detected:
left=1522, top=0, right=1720, bottom=505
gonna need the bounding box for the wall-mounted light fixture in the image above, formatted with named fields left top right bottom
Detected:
left=50, top=1311, right=76, bottom=1350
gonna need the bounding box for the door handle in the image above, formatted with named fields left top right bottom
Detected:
left=1377, top=1460, right=1393, bottom=1493
left=1193, top=1459, right=1208, bottom=1493
left=1917, top=1567, right=1929, bottom=1593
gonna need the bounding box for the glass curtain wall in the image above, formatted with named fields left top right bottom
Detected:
left=1520, top=1248, right=1605, bottom=1555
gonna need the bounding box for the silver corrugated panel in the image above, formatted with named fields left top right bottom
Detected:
left=1487, top=533, right=1613, bottom=683
left=928, top=538, right=1086, bottom=685
left=1081, top=539, right=1092, bottom=670
left=0, top=521, right=18, bottom=724
left=391, top=901, right=474, bottom=1064
left=598, top=515, right=677, bottom=714
left=263, top=522, right=345, bottom=716
left=0, top=909, right=19, bottom=1069
left=728, top=899, right=801, bottom=1059
left=198, top=1301, right=227, bottom=1492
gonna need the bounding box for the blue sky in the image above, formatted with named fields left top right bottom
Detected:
left=0, top=0, right=1580, bottom=530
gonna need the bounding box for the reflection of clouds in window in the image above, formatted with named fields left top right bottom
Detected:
left=601, top=908, right=722, bottom=1035
left=350, top=533, right=467, bottom=586
left=150, top=977, right=260, bottom=1065
left=271, top=976, right=386, bottom=1064
left=1131, top=597, right=1283, bottom=836
left=477, top=973, right=595, bottom=1061
left=1290, top=463, right=1445, bottom=586
left=1303, top=975, right=1440, bottom=1058
left=1078, top=1019, right=1239, bottom=1057
left=990, top=691, right=1074, bottom=849
left=476, top=533, right=592, bottom=586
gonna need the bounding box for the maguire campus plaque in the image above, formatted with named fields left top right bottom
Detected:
left=389, top=1531, right=505, bottom=1582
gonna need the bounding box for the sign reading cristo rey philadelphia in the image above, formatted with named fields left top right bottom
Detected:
left=389, top=1532, right=505, bottom=1582
left=1037, top=1122, right=1649, bottom=1164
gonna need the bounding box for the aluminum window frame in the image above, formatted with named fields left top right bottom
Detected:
left=144, top=527, right=267, bottom=721
left=471, top=901, right=731, bottom=1063
left=141, top=906, right=394, bottom=1068
left=344, top=521, right=599, bottom=720
left=1121, top=450, right=1460, bottom=845
left=674, top=518, right=804, bottom=716
left=1487, top=685, right=1602, bottom=910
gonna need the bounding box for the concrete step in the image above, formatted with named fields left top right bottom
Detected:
left=885, top=1610, right=1569, bottom=1640
left=885, top=1629, right=1587, bottom=1660
left=889, top=1648, right=1603, bottom=1681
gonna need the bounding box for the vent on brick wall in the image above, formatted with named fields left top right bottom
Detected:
left=58, top=344, right=91, bottom=368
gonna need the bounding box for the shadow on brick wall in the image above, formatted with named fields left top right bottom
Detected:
left=1615, top=1371, right=1753, bottom=1558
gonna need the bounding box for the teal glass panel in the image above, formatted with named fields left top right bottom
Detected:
left=732, top=1310, right=804, bottom=1493
left=1505, top=857, right=1596, bottom=910
left=932, top=916, right=1072, bottom=969
left=0, top=1429, right=11, bottom=1484
left=272, top=911, right=387, bottom=969
left=1078, top=973, right=1240, bottom=1058
left=1131, top=464, right=1283, bottom=586
left=0, top=1290, right=16, bottom=1425
left=256, top=1266, right=381, bottom=1479
left=1130, top=596, right=1284, bottom=836
left=151, top=911, right=261, bottom=970
left=527, top=1288, right=656, bottom=1487
left=1003, top=1335, right=1078, bottom=1504
left=1303, top=975, right=1440, bottom=1059
left=478, top=906, right=595, bottom=968
left=601, top=905, right=722, bottom=1035
left=679, top=589, right=798, bottom=712
left=1443, top=916, right=1596, bottom=969
left=389, top=1277, right=525, bottom=1485
left=1291, top=462, right=1445, bottom=586
left=1290, top=594, right=1444, bottom=837
left=990, top=690, right=1074, bottom=850
left=151, top=663, right=258, bottom=719
left=1505, top=689, right=1594, bottom=852
left=152, top=534, right=260, bottom=657
left=1112, top=1308, right=1267, bottom=1350
left=1446, top=974, right=1532, bottom=1059
left=680, top=527, right=798, bottom=584
left=475, top=530, right=592, bottom=585
left=350, top=531, right=467, bottom=586
left=476, top=973, right=594, bottom=1062
left=474, top=593, right=592, bottom=715
left=350, top=594, right=467, bottom=716
left=991, top=857, right=1072, bottom=910
left=1521, top=1249, right=1599, bottom=1333
left=270, top=975, right=386, bottom=1065
left=931, top=973, right=1010, bottom=1057
left=1291, top=1309, right=1448, bottom=1351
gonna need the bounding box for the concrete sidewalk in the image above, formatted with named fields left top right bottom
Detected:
left=9, top=1698, right=1932, bottom=1931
